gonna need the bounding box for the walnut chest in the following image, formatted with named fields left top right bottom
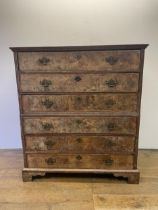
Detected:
left=11, top=45, right=148, bottom=183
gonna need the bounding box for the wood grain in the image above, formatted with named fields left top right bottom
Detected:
left=22, top=94, right=138, bottom=113
left=18, top=50, right=140, bottom=72
left=23, top=116, right=137, bottom=134
left=25, top=135, right=135, bottom=153
left=11, top=45, right=148, bottom=184
left=26, top=154, right=134, bottom=169
left=20, top=73, right=139, bottom=93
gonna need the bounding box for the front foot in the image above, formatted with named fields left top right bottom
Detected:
left=22, top=171, right=33, bottom=182
left=127, top=172, right=140, bottom=184
left=114, top=170, right=140, bottom=184
left=22, top=169, right=46, bottom=182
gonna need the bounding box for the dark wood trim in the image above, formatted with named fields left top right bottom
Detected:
left=19, top=70, right=141, bottom=74
left=133, top=49, right=145, bottom=169
left=24, top=150, right=135, bottom=155
left=10, top=44, right=148, bottom=52
left=21, top=112, right=137, bottom=118
left=24, top=133, right=136, bottom=137
left=21, top=112, right=138, bottom=117
left=132, top=50, right=145, bottom=169
left=23, top=133, right=137, bottom=137
left=19, top=91, right=139, bottom=95
left=20, top=92, right=137, bottom=95
left=13, top=52, right=28, bottom=168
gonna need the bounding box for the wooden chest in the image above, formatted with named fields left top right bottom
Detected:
left=11, top=45, right=148, bottom=183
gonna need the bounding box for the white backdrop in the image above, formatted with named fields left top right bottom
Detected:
left=0, top=0, right=158, bottom=149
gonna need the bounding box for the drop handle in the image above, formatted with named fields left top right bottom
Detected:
left=74, top=76, right=81, bottom=82
left=40, top=79, right=52, bottom=88
left=105, top=56, right=118, bottom=65
left=41, top=123, right=53, bottom=131
left=76, top=155, right=82, bottom=160
left=38, top=57, right=50, bottom=65
left=76, top=138, right=82, bottom=143
left=45, top=158, right=56, bottom=165
left=41, top=98, right=54, bottom=109
left=105, top=79, right=119, bottom=88
left=76, top=96, right=82, bottom=102
left=76, top=119, right=82, bottom=125
left=105, top=139, right=116, bottom=147
left=107, top=123, right=117, bottom=131
left=105, top=99, right=116, bottom=108
left=45, top=140, right=56, bottom=149
left=74, top=54, right=82, bottom=60
left=104, top=159, right=113, bottom=166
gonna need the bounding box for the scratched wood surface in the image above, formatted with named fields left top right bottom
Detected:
left=0, top=149, right=157, bottom=210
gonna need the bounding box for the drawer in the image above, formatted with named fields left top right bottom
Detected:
left=25, top=136, right=67, bottom=152
left=25, top=135, right=135, bottom=153
left=18, top=50, right=140, bottom=72
left=20, top=73, right=139, bottom=93
left=27, top=154, right=134, bottom=169
left=23, top=116, right=137, bottom=135
left=22, top=94, right=137, bottom=113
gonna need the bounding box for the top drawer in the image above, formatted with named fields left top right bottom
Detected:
left=18, top=50, right=140, bottom=72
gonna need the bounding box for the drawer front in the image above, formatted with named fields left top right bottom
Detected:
left=27, top=154, right=134, bottom=169
left=23, top=117, right=137, bottom=134
left=18, top=50, right=140, bottom=72
left=25, top=135, right=135, bottom=153
left=22, top=94, right=137, bottom=113
left=20, top=73, right=139, bottom=93
left=25, top=136, right=67, bottom=152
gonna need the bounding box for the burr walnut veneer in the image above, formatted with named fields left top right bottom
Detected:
left=11, top=45, right=148, bottom=183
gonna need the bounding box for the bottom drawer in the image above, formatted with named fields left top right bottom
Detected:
left=27, top=154, right=134, bottom=169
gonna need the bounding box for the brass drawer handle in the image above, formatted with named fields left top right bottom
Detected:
left=74, top=54, right=82, bottom=60
left=38, top=57, right=50, bottom=65
left=105, top=56, right=118, bottom=65
left=40, top=79, right=52, bottom=88
left=76, top=138, right=82, bottom=143
left=76, top=96, right=82, bottom=102
left=45, top=158, right=56, bottom=165
left=76, top=119, right=82, bottom=125
left=41, top=123, right=53, bottom=131
left=45, top=140, right=56, bottom=149
left=105, top=139, right=116, bottom=147
left=74, top=76, right=81, bottom=82
left=105, top=79, right=118, bottom=88
left=76, top=155, right=82, bottom=160
left=107, top=123, right=116, bottom=131
left=41, top=98, right=54, bottom=109
left=105, top=99, right=116, bottom=108
left=104, top=159, right=113, bottom=166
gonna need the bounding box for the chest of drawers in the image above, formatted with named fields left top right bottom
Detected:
left=11, top=44, right=148, bottom=183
